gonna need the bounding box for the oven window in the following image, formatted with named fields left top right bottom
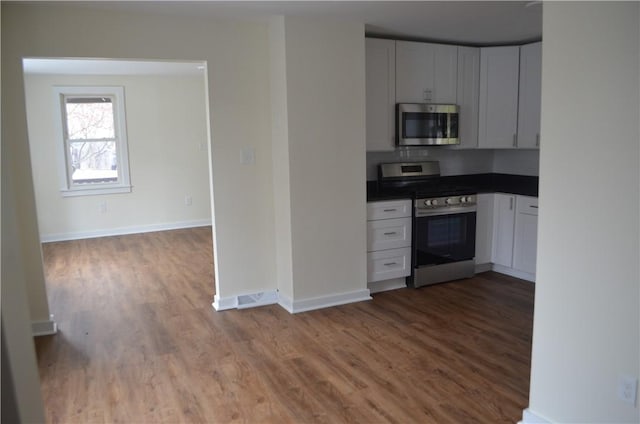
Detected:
left=403, top=112, right=449, bottom=139
left=415, top=212, right=476, bottom=266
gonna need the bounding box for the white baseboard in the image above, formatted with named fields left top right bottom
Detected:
left=32, top=316, right=57, bottom=337
left=475, top=262, right=493, bottom=273
left=213, top=288, right=372, bottom=314
left=521, top=408, right=551, bottom=423
left=212, top=290, right=279, bottom=311
left=40, top=219, right=212, bottom=243
left=368, top=277, right=406, bottom=294
left=279, top=289, right=372, bottom=314
left=491, top=264, right=536, bottom=282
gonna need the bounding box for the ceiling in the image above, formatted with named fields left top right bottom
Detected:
left=21, top=1, right=542, bottom=75
left=65, top=1, right=543, bottom=46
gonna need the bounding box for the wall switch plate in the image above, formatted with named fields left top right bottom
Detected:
left=240, top=147, right=255, bottom=165
left=618, top=375, right=638, bottom=406
left=184, top=195, right=192, bottom=206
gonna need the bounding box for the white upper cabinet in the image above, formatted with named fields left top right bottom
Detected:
left=454, top=46, right=480, bottom=148
left=366, top=38, right=396, bottom=152
left=396, top=41, right=458, bottom=104
left=478, top=46, right=520, bottom=149
left=517, top=42, right=542, bottom=149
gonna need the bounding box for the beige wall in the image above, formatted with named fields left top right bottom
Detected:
left=2, top=3, right=277, bottom=309
left=283, top=18, right=367, bottom=301
left=529, top=2, right=639, bottom=423
left=24, top=73, right=211, bottom=240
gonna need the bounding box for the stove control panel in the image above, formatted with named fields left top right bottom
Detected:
left=417, top=194, right=477, bottom=210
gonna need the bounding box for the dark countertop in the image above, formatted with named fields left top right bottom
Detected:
left=367, top=173, right=538, bottom=201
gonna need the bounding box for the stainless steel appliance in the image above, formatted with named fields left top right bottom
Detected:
left=377, top=161, right=476, bottom=288
left=396, top=103, right=459, bottom=146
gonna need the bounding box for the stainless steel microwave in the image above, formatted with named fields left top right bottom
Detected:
left=396, top=103, right=459, bottom=146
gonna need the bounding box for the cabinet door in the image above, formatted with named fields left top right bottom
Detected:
left=433, top=44, right=458, bottom=103
left=454, top=46, right=480, bottom=149
left=478, top=46, right=520, bottom=149
left=367, top=217, right=412, bottom=252
left=517, top=42, right=542, bottom=149
left=491, top=193, right=516, bottom=267
left=366, top=38, right=396, bottom=152
left=396, top=41, right=435, bottom=103
left=513, top=196, right=538, bottom=276
left=367, top=247, right=412, bottom=282
left=367, top=199, right=412, bottom=221
left=475, top=193, right=494, bottom=264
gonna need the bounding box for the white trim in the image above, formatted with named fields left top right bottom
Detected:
left=474, top=262, right=493, bottom=273
left=368, top=277, right=407, bottom=294
left=60, top=185, right=132, bottom=197
left=280, top=289, right=372, bottom=314
left=278, top=292, right=294, bottom=313
left=492, top=263, right=536, bottom=282
left=32, top=316, right=57, bottom=337
left=521, top=408, right=552, bottom=423
left=212, top=294, right=237, bottom=311
left=40, top=219, right=212, bottom=242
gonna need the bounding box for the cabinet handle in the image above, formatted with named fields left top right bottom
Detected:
left=383, top=209, right=397, bottom=212
left=383, top=262, right=398, bottom=266
left=383, top=232, right=397, bottom=236
left=509, top=197, right=514, bottom=210
left=536, top=133, right=540, bottom=147
left=530, top=205, right=539, bottom=209
left=513, top=134, right=518, bottom=147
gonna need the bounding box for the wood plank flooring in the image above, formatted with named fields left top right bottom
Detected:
left=36, top=227, right=534, bottom=423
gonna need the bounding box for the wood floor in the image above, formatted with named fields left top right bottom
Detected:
left=36, top=227, right=534, bottom=423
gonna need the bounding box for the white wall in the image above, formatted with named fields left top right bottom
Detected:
left=2, top=3, right=276, bottom=312
left=274, top=17, right=368, bottom=302
left=492, top=149, right=539, bottom=176
left=24, top=73, right=211, bottom=241
left=527, top=3, right=639, bottom=423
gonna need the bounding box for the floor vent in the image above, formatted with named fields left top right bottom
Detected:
left=236, top=291, right=278, bottom=309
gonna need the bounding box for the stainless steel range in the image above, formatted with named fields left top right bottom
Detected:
left=378, top=161, right=477, bottom=288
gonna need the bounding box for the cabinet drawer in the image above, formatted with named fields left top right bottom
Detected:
left=516, top=196, right=539, bottom=216
left=367, top=247, right=411, bottom=283
left=367, top=199, right=412, bottom=220
left=367, top=217, right=412, bottom=251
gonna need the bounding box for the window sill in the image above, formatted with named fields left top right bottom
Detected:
left=60, top=185, right=132, bottom=197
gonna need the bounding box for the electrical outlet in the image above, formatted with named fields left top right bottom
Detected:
left=99, top=201, right=107, bottom=213
left=184, top=195, right=192, bottom=206
left=618, top=375, right=638, bottom=406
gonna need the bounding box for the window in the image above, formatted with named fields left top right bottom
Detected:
left=54, top=86, right=131, bottom=196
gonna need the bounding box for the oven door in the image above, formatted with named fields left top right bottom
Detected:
left=414, top=208, right=476, bottom=269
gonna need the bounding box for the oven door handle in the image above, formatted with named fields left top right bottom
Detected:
left=415, top=206, right=477, bottom=217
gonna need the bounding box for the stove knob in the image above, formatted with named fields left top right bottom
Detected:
left=445, top=198, right=454, bottom=205
left=424, top=199, right=432, bottom=206
left=460, top=196, right=467, bottom=203
left=431, top=199, right=438, bottom=206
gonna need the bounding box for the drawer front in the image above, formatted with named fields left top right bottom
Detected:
left=516, top=195, right=539, bottom=216
left=367, top=217, right=412, bottom=251
left=367, top=199, right=412, bottom=220
left=367, top=247, right=412, bottom=282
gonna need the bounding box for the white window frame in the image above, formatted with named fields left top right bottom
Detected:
left=53, top=86, right=132, bottom=196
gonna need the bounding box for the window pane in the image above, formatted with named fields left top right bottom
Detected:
left=69, top=141, right=118, bottom=184
left=65, top=97, right=115, bottom=140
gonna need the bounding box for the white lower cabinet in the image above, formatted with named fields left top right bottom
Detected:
left=513, top=196, right=539, bottom=275
left=476, top=193, right=538, bottom=282
left=367, top=199, right=412, bottom=291
left=367, top=247, right=412, bottom=283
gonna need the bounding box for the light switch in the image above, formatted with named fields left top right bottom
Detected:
left=240, top=147, right=255, bottom=165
